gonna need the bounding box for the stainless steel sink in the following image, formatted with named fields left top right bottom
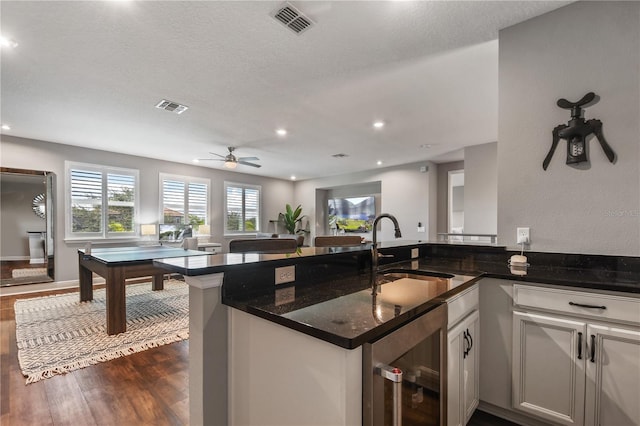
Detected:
left=377, top=269, right=454, bottom=284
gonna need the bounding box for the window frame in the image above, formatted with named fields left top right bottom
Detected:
left=223, top=181, right=262, bottom=236
left=159, top=173, right=210, bottom=231
left=65, top=161, right=140, bottom=241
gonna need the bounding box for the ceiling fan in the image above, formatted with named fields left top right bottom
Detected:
left=198, top=146, right=261, bottom=169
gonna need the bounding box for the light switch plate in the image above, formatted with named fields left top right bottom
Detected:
left=275, top=265, right=295, bottom=285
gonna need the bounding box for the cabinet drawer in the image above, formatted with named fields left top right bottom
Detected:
left=447, top=284, right=479, bottom=328
left=513, top=284, right=640, bottom=325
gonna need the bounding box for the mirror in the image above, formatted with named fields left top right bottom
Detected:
left=0, top=167, right=55, bottom=286
left=32, top=193, right=46, bottom=219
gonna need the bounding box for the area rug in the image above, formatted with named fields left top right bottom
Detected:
left=14, top=279, right=189, bottom=384
left=12, top=268, right=48, bottom=278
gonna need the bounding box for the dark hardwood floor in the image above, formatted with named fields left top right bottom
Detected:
left=1, top=287, right=517, bottom=426
left=0, top=287, right=188, bottom=426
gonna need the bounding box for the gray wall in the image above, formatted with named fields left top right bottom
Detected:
left=294, top=161, right=436, bottom=243
left=0, top=135, right=294, bottom=281
left=464, top=142, right=497, bottom=234
left=498, top=1, right=639, bottom=256
left=1, top=178, right=47, bottom=258
left=436, top=160, right=464, bottom=234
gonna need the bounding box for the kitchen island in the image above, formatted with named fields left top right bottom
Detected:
left=154, top=241, right=639, bottom=426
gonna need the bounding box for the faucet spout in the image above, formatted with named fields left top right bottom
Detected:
left=371, top=213, right=402, bottom=272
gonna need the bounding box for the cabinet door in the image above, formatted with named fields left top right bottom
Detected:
left=585, top=323, right=640, bottom=426
left=448, top=319, right=465, bottom=426
left=462, top=311, right=479, bottom=425
left=447, top=310, right=479, bottom=426
left=512, top=311, right=586, bottom=425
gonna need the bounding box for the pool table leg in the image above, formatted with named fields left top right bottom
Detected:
left=152, top=273, right=165, bottom=291
left=78, top=253, right=94, bottom=302
left=106, top=267, right=127, bottom=335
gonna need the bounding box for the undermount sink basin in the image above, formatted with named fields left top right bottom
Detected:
left=377, top=269, right=454, bottom=284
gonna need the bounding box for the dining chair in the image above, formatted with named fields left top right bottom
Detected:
left=182, top=237, right=199, bottom=250
left=229, top=238, right=298, bottom=253
left=313, top=235, right=362, bottom=247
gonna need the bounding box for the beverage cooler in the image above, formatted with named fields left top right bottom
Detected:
left=363, top=303, right=447, bottom=426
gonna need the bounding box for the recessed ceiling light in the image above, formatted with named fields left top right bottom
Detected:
left=192, top=159, right=200, bottom=163
left=373, top=121, right=385, bottom=129
left=1, top=124, right=11, bottom=131
left=276, top=128, right=287, bottom=136
left=290, top=175, right=296, bottom=180
left=0, top=36, right=18, bottom=49
left=377, top=160, right=383, bottom=166
left=420, top=144, right=432, bottom=149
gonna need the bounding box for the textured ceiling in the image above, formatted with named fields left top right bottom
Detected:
left=0, top=1, right=571, bottom=180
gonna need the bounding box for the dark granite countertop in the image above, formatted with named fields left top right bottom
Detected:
left=154, top=241, right=639, bottom=349
left=224, top=267, right=480, bottom=349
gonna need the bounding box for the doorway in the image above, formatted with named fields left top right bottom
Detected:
left=0, top=168, right=55, bottom=287
left=448, top=170, right=464, bottom=237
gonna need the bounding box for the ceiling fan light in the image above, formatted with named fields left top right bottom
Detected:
left=224, top=160, right=237, bottom=169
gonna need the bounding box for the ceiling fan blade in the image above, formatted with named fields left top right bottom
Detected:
left=238, top=160, right=261, bottom=168
left=197, top=158, right=224, bottom=161
left=237, top=156, right=259, bottom=161
left=209, top=152, right=226, bottom=159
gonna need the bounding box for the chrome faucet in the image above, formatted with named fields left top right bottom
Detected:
left=371, top=213, right=402, bottom=271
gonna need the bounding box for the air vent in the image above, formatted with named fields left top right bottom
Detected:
left=155, top=99, right=189, bottom=114
left=332, top=153, right=349, bottom=158
left=272, top=3, right=314, bottom=35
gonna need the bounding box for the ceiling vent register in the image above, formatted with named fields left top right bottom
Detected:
left=155, top=100, right=189, bottom=114
left=272, top=3, right=314, bottom=35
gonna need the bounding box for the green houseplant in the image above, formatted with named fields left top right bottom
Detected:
left=279, top=204, right=306, bottom=235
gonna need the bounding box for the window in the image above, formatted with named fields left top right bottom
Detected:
left=160, top=174, right=209, bottom=230
left=65, top=162, right=139, bottom=239
left=224, top=182, right=261, bottom=235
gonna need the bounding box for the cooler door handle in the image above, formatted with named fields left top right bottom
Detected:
left=376, top=364, right=403, bottom=426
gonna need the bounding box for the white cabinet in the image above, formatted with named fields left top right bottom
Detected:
left=447, top=284, right=479, bottom=426
left=512, top=311, right=586, bottom=425
left=585, top=323, right=640, bottom=426
left=512, top=284, right=640, bottom=426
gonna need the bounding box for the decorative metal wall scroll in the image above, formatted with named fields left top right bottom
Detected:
left=543, top=92, right=616, bottom=170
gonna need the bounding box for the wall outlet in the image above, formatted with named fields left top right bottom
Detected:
left=275, top=265, right=295, bottom=285
left=411, top=248, right=419, bottom=259
left=275, top=287, right=295, bottom=306
left=516, top=227, right=530, bottom=244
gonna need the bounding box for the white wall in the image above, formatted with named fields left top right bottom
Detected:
left=464, top=142, right=497, bottom=235
left=498, top=1, right=640, bottom=255
left=294, top=161, right=435, bottom=243
left=0, top=135, right=294, bottom=281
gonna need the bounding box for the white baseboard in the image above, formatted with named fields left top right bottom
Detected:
left=0, top=278, right=104, bottom=297
left=0, top=256, right=30, bottom=262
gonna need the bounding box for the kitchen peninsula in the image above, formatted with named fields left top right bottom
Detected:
left=155, top=241, right=640, bottom=426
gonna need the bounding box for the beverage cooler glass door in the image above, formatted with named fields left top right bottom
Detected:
left=363, top=303, right=447, bottom=426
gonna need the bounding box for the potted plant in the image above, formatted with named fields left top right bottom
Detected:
left=279, top=204, right=306, bottom=235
